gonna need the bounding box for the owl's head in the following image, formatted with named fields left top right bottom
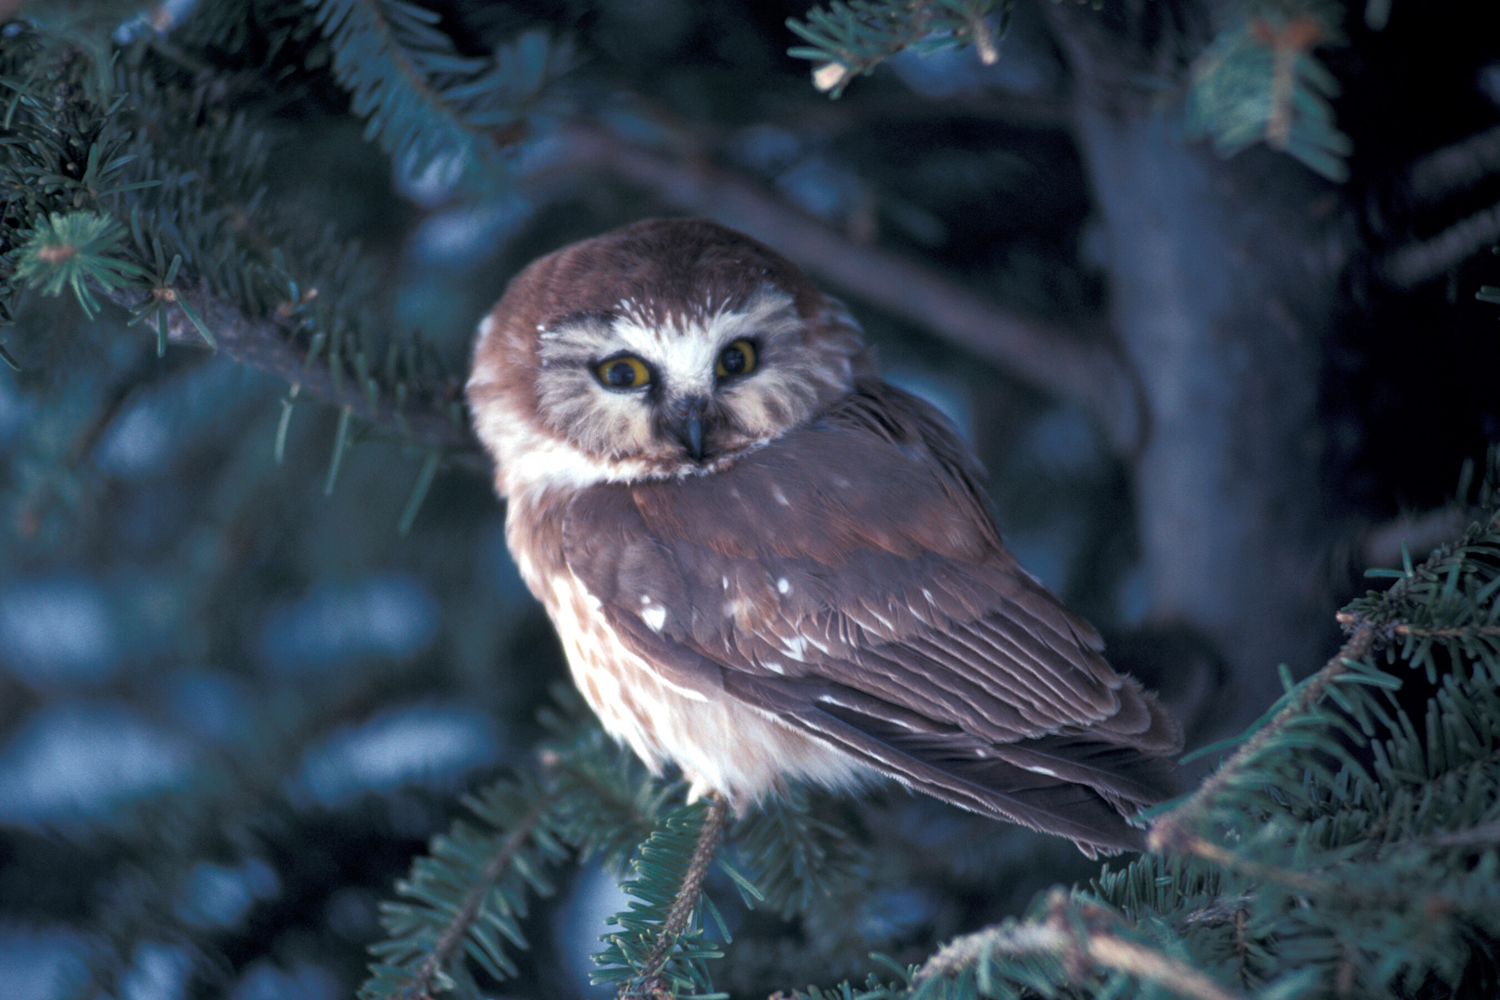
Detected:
left=467, top=218, right=870, bottom=496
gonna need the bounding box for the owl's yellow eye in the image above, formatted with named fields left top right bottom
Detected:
left=596, top=355, right=652, bottom=390
left=715, top=339, right=757, bottom=379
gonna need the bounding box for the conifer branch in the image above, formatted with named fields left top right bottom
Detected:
left=786, top=0, right=1007, bottom=97
left=404, top=797, right=553, bottom=1000
left=103, top=283, right=485, bottom=467
left=364, top=773, right=574, bottom=999
left=1184, top=12, right=1351, bottom=182
left=308, top=0, right=571, bottom=195
left=1148, top=622, right=1376, bottom=854
left=631, top=794, right=728, bottom=998
left=917, top=890, right=1242, bottom=1000
left=592, top=797, right=729, bottom=998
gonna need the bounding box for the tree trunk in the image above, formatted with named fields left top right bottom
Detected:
left=1068, top=85, right=1347, bottom=734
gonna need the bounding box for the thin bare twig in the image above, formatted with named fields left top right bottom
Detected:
left=1418, top=819, right=1500, bottom=849
left=1381, top=198, right=1500, bottom=288
left=765, top=90, right=1073, bottom=135
left=1086, top=931, right=1241, bottom=1000
left=1390, top=623, right=1500, bottom=638
left=1407, top=122, right=1500, bottom=205
left=1362, top=506, right=1470, bottom=570
left=553, top=121, right=1145, bottom=454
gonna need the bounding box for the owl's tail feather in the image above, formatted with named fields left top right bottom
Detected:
left=737, top=676, right=1181, bottom=857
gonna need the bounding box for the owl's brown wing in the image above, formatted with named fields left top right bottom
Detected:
left=562, top=380, right=1180, bottom=852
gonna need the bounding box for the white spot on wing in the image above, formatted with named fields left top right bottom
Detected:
left=762, top=660, right=786, bottom=675
left=642, top=605, right=667, bottom=632
left=772, top=486, right=790, bottom=506
left=777, top=578, right=790, bottom=594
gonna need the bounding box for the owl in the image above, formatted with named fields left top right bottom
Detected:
left=467, top=218, right=1180, bottom=856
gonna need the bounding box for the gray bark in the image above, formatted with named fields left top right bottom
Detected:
left=1074, top=103, right=1346, bottom=731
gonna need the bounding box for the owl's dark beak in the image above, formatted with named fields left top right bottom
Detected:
left=670, top=395, right=710, bottom=462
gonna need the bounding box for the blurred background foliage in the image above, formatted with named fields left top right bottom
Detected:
left=2, top=0, right=1500, bottom=998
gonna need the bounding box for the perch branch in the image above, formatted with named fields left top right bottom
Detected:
left=626, top=794, right=728, bottom=999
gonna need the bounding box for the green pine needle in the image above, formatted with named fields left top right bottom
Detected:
left=1186, top=13, right=1352, bottom=182
left=13, top=211, right=149, bottom=318
left=397, top=449, right=441, bottom=536
left=787, top=0, right=1004, bottom=97
left=307, top=0, right=572, bottom=194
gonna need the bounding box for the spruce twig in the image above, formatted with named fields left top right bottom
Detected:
left=625, top=793, right=728, bottom=999
left=916, top=890, right=1243, bottom=1000
left=103, top=284, right=484, bottom=467
left=403, top=798, right=553, bottom=1000
left=1148, top=622, right=1377, bottom=854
